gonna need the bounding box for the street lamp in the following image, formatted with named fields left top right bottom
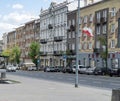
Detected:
left=75, top=0, right=80, bottom=88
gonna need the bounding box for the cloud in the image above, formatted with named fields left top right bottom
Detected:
left=3, top=11, right=39, bottom=23
left=12, top=3, right=24, bottom=9
left=0, top=22, right=18, bottom=34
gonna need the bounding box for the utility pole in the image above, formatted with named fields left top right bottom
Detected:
left=75, top=0, right=80, bottom=88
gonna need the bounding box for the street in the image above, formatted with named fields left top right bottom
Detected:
left=8, top=70, right=120, bottom=90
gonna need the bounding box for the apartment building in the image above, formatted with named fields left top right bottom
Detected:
left=78, top=0, right=120, bottom=68
left=40, top=1, right=68, bottom=67
left=2, top=33, right=7, bottom=50
left=7, top=31, right=16, bottom=49
left=67, top=10, right=77, bottom=66
left=16, top=26, right=25, bottom=62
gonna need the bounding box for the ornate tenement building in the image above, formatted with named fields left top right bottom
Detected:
left=40, top=1, right=68, bottom=67
left=78, top=0, right=120, bottom=68
left=6, top=19, right=40, bottom=63
left=67, top=10, right=77, bottom=66
left=7, top=31, right=16, bottom=49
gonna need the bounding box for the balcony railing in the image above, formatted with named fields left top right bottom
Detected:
left=54, top=36, right=63, bottom=42
left=40, top=52, right=47, bottom=56
left=67, top=25, right=75, bottom=32
left=93, top=48, right=101, bottom=53
left=66, top=49, right=76, bottom=55
left=40, top=39, right=47, bottom=44
left=48, top=24, right=53, bottom=29
left=53, top=51, right=63, bottom=56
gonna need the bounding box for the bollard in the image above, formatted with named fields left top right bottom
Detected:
left=111, top=88, right=120, bottom=101
left=1, top=72, right=6, bottom=79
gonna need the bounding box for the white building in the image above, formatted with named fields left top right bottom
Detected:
left=40, top=1, right=68, bottom=67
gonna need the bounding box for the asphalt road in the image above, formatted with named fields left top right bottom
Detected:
left=7, top=70, right=120, bottom=90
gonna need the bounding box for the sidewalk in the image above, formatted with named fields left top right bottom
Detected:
left=0, top=74, right=112, bottom=101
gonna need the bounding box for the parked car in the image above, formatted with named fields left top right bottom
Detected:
left=72, top=65, right=86, bottom=74
left=6, top=65, right=16, bottom=72
left=85, top=67, right=96, bottom=75
left=93, top=67, right=111, bottom=75
left=44, top=66, right=56, bottom=72
left=27, top=66, right=37, bottom=71
left=109, top=68, right=120, bottom=77
left=55, top=66, right=63, bottom=72
left=62, top=66, right=73, bottom=73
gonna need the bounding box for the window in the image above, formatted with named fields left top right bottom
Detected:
left=102, top=10, right=107, bottom=18
left=96, top=12, right=101, bottom=22
left=72, top=19, right=75, bottom=25
left=68, top=20, right=71, bottom=27
left=96, top=41, right=100, bottom=48
left=96, top=26, right=101, bottom=34
left=79, top=17, right=82, bottom=25
left=83, top=43, right=87, bottom=50
left=102, top=24, right=107, bottom=34
left=72, top=44, right=75, bottom=50
left=84, top=16, right=87, bottom=23
left=111, top=40, right=115, bottom=48
left=88, top=42, right=92, bottom=49
left=89, top=14, right=93, bottom=22
left=110, top=24, right=115, bottom=33
left=72, top=32, right=75, bottom=38
left=68, top=33, right=71, bottom=38
left=111, top=7, right=116, bottom=17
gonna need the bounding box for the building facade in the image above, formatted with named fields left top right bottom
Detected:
left=40, top=1, right=68, bottom=67
left=2, top=33, right=8, bottom=50
left=78, top=0, right=120, bottom=68
left=67, top=10, right=77, bottom=66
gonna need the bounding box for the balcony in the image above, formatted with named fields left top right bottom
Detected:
left=93, top=48, right=101, bottom=53
left=66, top=49, right=76, bottom=55
left=67, top=25, right=75, bottom=32
left=54, top=36, right=63, bottom=42
left=101, top=17, right=107, bottom=24
left=40, top=52, right=47, bottom=56
left=70, top=25, right=75, bottom=31
left=48, top=24, right=53, bottom=29
left=53, top=51, right=63, bottom=56
left=40, top=39, right=47, bottom=44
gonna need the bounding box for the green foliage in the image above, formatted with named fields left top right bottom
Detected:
left=28, top=42, right=40, bottom=66
left=1, top=49, right=11, bottom=57
left=11, top=46, right=21, bottom=64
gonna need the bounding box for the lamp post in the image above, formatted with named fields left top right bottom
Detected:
left=75, top=0, right=80, bottom=88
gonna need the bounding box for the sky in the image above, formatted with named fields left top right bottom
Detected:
left=0, top=0, right=101, bottom=40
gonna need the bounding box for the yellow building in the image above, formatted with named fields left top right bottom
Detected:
left=78, top=0, right=120, bottom=68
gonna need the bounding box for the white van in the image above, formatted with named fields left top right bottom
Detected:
left=22, top=63, right=36, bottom=70
left=72, top=65, right=86, bottom=73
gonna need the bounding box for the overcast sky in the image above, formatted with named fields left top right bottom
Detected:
left=0, top=0, right=101, bottom=40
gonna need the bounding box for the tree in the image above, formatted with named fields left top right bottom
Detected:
left=10, top=46, right=21, bottom=64
left=28, top=42, right=40, bottom=69
left=1, top=49, right=11, bottom=57
left=98, top=36, right=108, bottom=73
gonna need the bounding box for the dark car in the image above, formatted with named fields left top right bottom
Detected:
left=109, top=68, right=120, bottom=77
left=55, top=66, right=63, bottom=72
left=93, top=67, right=111, bottom=75
left=62, top=66, right=73, bottom=73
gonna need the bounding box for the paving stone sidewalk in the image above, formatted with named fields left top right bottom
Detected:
left=0, top=74, right=112, bottom=101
